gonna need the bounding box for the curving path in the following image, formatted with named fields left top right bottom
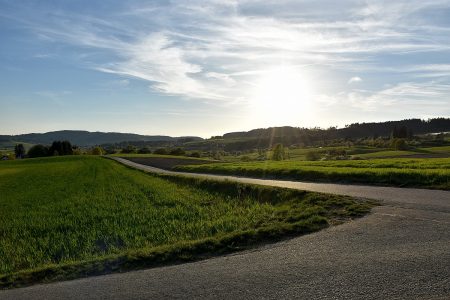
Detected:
left=1, top=157, right=449, bottom=299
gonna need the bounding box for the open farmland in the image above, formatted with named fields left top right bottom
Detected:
left=0, top=156, right=372, bottom=288
left=174, top=158, right=450, bottom=189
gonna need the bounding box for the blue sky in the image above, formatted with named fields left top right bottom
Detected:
left=1, top=0, right=450, bottom=137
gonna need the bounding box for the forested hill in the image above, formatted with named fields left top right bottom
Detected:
left=185, top=118, right=450, bottom=151
left=223, top=118, right=450, bottom=140
left=0, top=130, right=202, bottom=147
left=1, top=118, right=449, bottom=151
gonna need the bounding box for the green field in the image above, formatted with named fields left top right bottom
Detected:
left=0, top=156, right=372, bottom=288
left=174, top=158, right=450, bottom=189
left=220, top=145, right=450, bottom=162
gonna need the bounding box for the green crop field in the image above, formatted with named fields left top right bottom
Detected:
left=221, top=145, right=450, bottom=162
left=0, top=156, right=372, bottom=288
left=174, top=158, right=450, bottom=189
left=354, top=150, right=419, bottom=158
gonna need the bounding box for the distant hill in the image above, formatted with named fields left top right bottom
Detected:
left=1, top=118, right=449, bottom=152
left=0, top=130, right=203, bottom=148
left=223, top=118, right=450, bottom=140
left=184, top=118, right=450, bottom=151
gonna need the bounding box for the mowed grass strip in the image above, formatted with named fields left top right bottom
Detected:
left=0, top=156, right=373, bottom=288
left=174, top=158, right=450, bottom=189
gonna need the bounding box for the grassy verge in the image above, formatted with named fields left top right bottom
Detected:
left=173, top=158, right=450, bottom=189
left=0, top=156, right=375, bottom=289
left=118, top=156, right=218, bottom=170
left=110, top=153, right=214, bottom=161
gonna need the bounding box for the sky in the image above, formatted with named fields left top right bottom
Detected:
left=1, top=0, right=450, bottom=138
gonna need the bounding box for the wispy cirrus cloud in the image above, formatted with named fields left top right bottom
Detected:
left=342, top=81, right=450, bottom=112
left=2, top=0, right=450, bottom=120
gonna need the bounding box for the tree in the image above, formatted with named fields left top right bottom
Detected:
left=169, top=148, right=186, bottom=156
left=391, top=126, right=408, bottom=139
left=392, top=138, right=408, bottom=150
left=14, top=144, right=26, bottom=159
left=138, top=147, right=152, bottom=154
left=62, top=141, right=73, bottom=155
left=271, top=144, right=285, bottom=161
left=49, top=140, right=73, bottom=156
left=27, top=144, right=49, bottom=158
left=121, top=145, right=136, bottom=154
left=92, top=146, right=103, bottom=155
left=153, top=148, right=168, bottom=155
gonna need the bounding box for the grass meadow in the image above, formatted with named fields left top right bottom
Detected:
left=174, top=158, right=450, bottom=189
left=0, top=156, right=372, bottom=288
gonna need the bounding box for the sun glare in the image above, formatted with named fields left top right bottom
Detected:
left=249, top=66, right=315, bottom=126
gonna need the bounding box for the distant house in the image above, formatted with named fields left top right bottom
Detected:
left=1, top=155, right=8, bottom=160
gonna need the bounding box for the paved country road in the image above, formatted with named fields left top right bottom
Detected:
left=1, top=157, right=449, bottom=300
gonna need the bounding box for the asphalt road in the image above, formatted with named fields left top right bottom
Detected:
left=2, top=157, right=449, bottom=299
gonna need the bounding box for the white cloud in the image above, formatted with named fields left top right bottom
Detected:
left=339, top=81, right=450, bottom=112
left=348, top=76, right=362, bottom=84
left=6, top=0, right=450, bottom=110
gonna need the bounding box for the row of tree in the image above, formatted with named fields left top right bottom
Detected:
left=198, top=118, right=450, bottom=152
left=119, top=145, right=189, bottom=156
left=16, top=141, right=74, bottom=158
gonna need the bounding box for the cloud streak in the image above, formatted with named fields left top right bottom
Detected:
left=2, top=0, right=450, bottom=119
left=348, top=76, right=362, bottom=84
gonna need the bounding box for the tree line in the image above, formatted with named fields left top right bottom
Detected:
left=15, top=141, right=75, bottom=158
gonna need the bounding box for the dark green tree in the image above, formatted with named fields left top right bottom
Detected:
left=121, top=145, right=136, bottom=154
left=14, top=144, right=26, bottom=158
left=62, top=141, right=73, bottom=155
left=153, top=148, right=168, bottom=155
left=27, top=145, right=49, bottom=158
left=138, top=147, right=152, bottom=154
left=49, top=141, right=73, bottom=156
left=169, top=148, right=186, bottom=156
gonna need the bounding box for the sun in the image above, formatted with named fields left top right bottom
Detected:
left=248, top=66, right=315, bottom=126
